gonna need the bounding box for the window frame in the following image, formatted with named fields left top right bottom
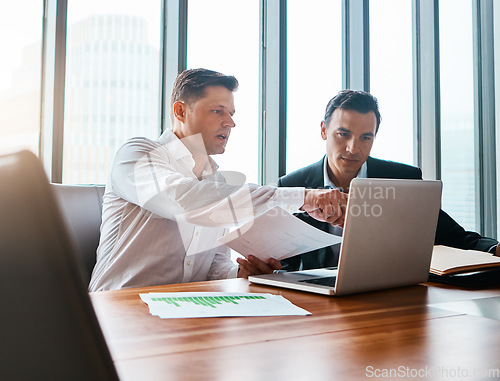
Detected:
left=39, top=0, right=498, bottom=238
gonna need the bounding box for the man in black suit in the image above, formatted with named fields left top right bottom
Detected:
left=278, top=90, right=499, bottom=271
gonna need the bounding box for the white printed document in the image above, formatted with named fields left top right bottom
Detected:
left=218, top=206, right=342, bottom=261
left=140, top=292, right=311, bottom=318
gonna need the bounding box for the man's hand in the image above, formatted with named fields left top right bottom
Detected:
left=236, top=255, right=281, bottom=278
left=301, top=188, right=348, bottom=226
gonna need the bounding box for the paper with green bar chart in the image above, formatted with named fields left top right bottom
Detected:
left=140, top=292, right=311, bottom=318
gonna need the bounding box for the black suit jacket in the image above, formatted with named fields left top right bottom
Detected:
left=277, top=156, right=498, bottom=271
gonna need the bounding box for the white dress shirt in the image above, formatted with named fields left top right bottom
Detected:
left=89, top=130, right=305, bottom=291
left=323, top=157, right=367, bottom=190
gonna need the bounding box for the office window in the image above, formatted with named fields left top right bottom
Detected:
left=187, top=0, right=259, bottom=184
left=369, top=0, right=413, bottom=165
left=286, top=0, right=342, bottom=174
left=0, top=2, right=43, bottom=155
left=495, top=1, right=500, bottom=239
left=63, top=1, right=162, bottom=184
left=439, top=0, right=476, bottom=231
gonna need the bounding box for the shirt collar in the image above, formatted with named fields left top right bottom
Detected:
left=323, top=157, right=368, bottom=190
left=158, top=129, right=192, bottom=160
left=159, top=129, right=219, bottom=178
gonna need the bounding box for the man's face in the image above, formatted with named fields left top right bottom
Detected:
left=321, top=108, right=377, bottom=185
left=175, top=85, right=236, bottom=155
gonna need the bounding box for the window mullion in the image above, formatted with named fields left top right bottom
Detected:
left=342, top=0, right=369, bottom=91
left=412, top=0, right=440, bottom=180
left=162, top=0, right=187, bottom=132
left=473, top=0, right=497, bottom=237
left=40, top=0, right=68, bottom=183
left=259, top=0, right=286, bottom=185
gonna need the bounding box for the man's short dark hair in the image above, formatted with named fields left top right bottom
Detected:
left=170, top=68, right=239, bottom=110
left=323, top=90, right=381, bottom=133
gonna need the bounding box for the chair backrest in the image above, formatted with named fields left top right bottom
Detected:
left=51, top=183, right=105, bottom=284
left=0, top=150, right=118, bottom=380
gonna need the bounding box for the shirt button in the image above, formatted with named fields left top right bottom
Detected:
left=187, top=260, right=191, bottom=266
left=195, top=232, right=199, bottom=236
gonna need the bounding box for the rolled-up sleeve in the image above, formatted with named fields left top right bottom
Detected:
left=207, top=246, right=239, bottom=280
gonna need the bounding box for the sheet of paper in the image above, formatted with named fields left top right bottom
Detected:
left=140, top=292, right=311, bottom=318
left=218, top=206, right=342, bottom=261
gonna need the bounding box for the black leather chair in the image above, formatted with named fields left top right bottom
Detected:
left=51, top=183, right=105, bottom=284
left=0, top=150, right=118, bottom=380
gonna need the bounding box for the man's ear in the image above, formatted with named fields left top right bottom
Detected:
left=172, top=101, right=187, bottom=123
left=320, top=121, right=328, bottom=141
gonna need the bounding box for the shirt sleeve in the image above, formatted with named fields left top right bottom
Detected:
left=488, top=244, right=499, bottom=255
left=207, top=245, right=239, bottom=280
left=435, top=209, right=498, bottom=251
left=110, top=138, right=305, bottom=228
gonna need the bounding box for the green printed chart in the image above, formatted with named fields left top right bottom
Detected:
left=152, top=295, right=266, bottom=308
left=140, top=292, right=310, bottom=318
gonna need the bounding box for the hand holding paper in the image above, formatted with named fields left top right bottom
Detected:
left=236, top=255, right=282, bottom=278
left=218, top=206, right=342, bottom=262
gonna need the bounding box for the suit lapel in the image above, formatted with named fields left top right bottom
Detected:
left=366, top=156, right=378, bottom=178
left=304, top=156, right=326, bottom=188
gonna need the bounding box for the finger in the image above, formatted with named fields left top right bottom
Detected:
left=319, top=203, right=332, bottom=221
left=313, top=200, right=330, bottom=221
left=331, top=200, right=342, bottom=219
left=248, top=255, right=275, bottom=274
left=325, top=200, right=345, bottom=225
left=267, top=258, right=282, bottom=271
left=326, top=213, right=343, bottom=225
left=339, top=194, right=349, bottom=209
left=238, top=256, right=266, bottom=275
left=321, top=200, right=341, bottom=222
left=236, top=258, right=259, bottom=278
left=237, top=264, right=250, bottom=278
left=310, top=209, right=335, bottom=223
left=328, top=215, right=344, bottom=226
left=307, top=209, right=327, bottom=222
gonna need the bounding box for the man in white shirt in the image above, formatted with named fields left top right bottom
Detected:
left=89, top=68, right=347, bottom=291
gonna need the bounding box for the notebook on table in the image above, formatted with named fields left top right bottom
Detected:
left=428, top=246, right=500, bottom=287
left=249, top=178, right=442, bottom=296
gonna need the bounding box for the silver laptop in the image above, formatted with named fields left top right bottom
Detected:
left=249, top=178, right=442, bottom=296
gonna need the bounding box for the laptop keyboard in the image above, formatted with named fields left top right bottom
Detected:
left=299, top=276, right=337, bottom=287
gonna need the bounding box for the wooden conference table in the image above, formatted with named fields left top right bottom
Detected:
left=90, top=279, right=500, bottom=381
